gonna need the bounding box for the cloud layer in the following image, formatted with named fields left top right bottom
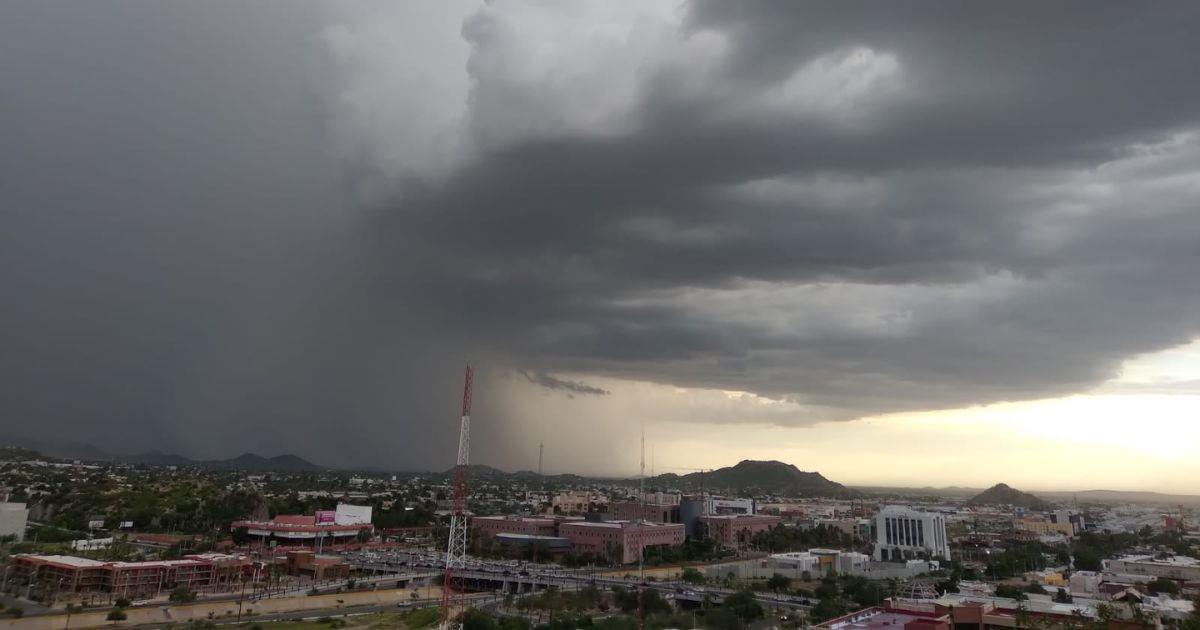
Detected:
left=3, top=0, right=1200, bottom=470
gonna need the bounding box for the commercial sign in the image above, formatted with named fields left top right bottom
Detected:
left=315, top=510, right=336, bottom=524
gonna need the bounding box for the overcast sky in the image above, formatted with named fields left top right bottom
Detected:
left=2, top=1, right=1199, bottom=491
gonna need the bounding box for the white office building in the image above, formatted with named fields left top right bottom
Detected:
left=874, top=506, right=950, bottom=561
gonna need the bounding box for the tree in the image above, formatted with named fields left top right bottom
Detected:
left=231, top=526, right=251, bottom=546
left=114, top=598, right=131, bottom=608
left=767, top=573, right=791, bottom=592
left=1182, top=594, right=1200, bottom=630
left=357, top=528, right=372, bottom=544
left=994, top=584, right=1028, bottom=601
left=107, top=609, right=127, bottom=622
left=682, top=567, right=706, bottom=584
left=1024, top=583, right=1048, bottom=595
left=704, top=608, right=743, bottom=630
left=1054, top=588, right=1073, bottom=604
left=462, top=608, right=498, bottom=630
left=1147, top=578, right=1180, bottom=596
left=722, top=590, right=763, bottom=623
left=168, top=585, right=196, bottom=603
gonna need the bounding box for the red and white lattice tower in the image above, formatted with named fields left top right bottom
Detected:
left=440, top=364, right=474, bottom=630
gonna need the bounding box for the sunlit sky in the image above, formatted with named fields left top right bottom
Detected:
left=506, top=340, right=1200, bottom=494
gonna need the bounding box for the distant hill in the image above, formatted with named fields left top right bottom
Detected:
left=969, top=483, right=1051, bottom=510
left=0, top=445, right=48, bottom=461
left=653, top=460, right=858, bottom=499
left=217, top=453, right=321, bottom=472
left=854, top=485, right=984, bottom=499
left=124, top=451, right=323, bottom=472
left=125, top=450, right=196, bottom=466
left=1036, top=489, right=1200, bottom=507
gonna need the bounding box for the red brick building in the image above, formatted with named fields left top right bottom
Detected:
left=699, top=514, right=781, bottom=550
left=558, top=521, right=685, bottom=564
left=5, top=553, right=250, bottom=598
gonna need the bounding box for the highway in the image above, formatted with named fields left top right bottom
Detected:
left=339, top=550, right=814, bottom=613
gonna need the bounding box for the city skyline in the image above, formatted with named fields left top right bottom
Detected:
left=2, top=2, right=1199, bottom=492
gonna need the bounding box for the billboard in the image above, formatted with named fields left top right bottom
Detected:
left=334, top=503, right=372, bottom=526
left=119, top=521, right=134, bottom=529
left=87, top=519, right=105, bottom=530
left=315, top=510, right=336, bottom=525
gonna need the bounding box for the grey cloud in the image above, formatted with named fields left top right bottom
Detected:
left=3, top=1, right=1200, bottom=472
left=517, top=371, right=610, bottom=397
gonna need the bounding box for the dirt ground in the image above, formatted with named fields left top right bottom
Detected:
left=0, top=586, right=443, bottom=630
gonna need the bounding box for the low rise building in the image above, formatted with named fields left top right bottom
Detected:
left=609, top=501, right=681, bottom=524
left=471, top=516, right=557, bottom=539
left=559, top=520, right=685, bottom=564
left=1103, top=555, right=1200, bottom=582
left=231, top=504, right=373, bottom=548
left=769, top=549, right=872, bottom=576
left=285, top=550, right=350, bottom=580
left=5, top=553, right=249, bottom=598
left=1014, top=517, right=1075, bottom=538
left=700, top=514, right=782, bottom=550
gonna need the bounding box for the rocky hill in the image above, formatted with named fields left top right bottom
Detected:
left=968, top=483, right=1050, bottom=510
left=652, top=459, right=858, bottom=498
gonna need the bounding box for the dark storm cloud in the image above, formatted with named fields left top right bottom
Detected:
left=361, top=0, right=1200, bottom=423
left=3, top=1, right=1200, bottom=471
left=517, top=371, right=610, bottom=397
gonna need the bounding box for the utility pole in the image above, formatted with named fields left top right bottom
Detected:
left=440, top=364, right=474, bottom=630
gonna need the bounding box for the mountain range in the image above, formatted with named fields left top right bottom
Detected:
left=125, top=450, right=323, bottom=472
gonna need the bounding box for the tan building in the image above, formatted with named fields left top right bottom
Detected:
left=1013, top=518, right=1075, bottom=537
left=285, top=550, right=351, bottom=580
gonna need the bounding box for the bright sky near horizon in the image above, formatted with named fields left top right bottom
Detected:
left=507, top=340, right=1200, bottom=494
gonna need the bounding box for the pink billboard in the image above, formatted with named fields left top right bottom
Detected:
left=315, top=510, right=336, bottom=524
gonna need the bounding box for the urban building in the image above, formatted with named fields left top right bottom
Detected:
left=558, top=520, right=685, bottom=564
left=495, top=534, right=572, bottom=556
left=706, top=497, right=755, bottom=515
left=874, top=506, right=950, bottom=561
left=284, top=550, right=351, bottom=580
left=1014, top=517, right=1075, bottom=538
left=4, top=553, right=250, bottom=598
left=1103, top=555, right=1200, bottom=582
left=769, top=549, right=872, bottom=576
left=815, top=605, right=951, bottom=630
left=609, top=501, right=682, bottom=524
left=817, top=517, right=874, bottom=541
left=700, top=514, right=782, bottom=550
left=231, top=503, right=373, bottom=548
left=550, top=491, right=601, bottom=514
left=471, top=516, right=557, bottom=539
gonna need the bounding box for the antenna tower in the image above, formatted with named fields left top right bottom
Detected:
left=637, top=430, right=646, bottom=630
left=440, top=364, right=474, bottom=630
left=538, top=442, right=544, bottom=476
